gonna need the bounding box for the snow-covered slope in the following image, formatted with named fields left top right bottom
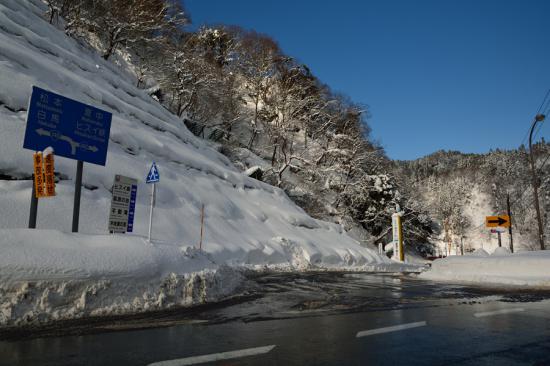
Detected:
left=0, top=0, right=403, bottom=326
left=420, top=248, right=550, bottom=287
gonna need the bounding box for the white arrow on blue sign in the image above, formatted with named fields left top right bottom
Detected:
left=23, top=86, right=112, bottom=166
left=146, top=162, right=160, bottom=183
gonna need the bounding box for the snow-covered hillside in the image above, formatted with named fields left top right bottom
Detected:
left=0, top=0, right=409, bottom=327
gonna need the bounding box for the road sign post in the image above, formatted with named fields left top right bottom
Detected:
left=148, top=183, right=155, bottom=242
left=28, top=149, right=57, bottom=228
left=391, top=212, right=404, bottom=262
left=23, top=86, right=112, bottom=232
left=486, top=215, right=510, bottom=250
left=28, top=173, right=38, bottom=229
left=72, top=160, right=83, bottom=232
left=108, top=175, right=138, bottom=233
left=507, top=194, right=514, bottom=253
left=146, top=162, right=160, bottom=243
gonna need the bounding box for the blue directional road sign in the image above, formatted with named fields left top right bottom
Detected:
left=146, top=162, right=160, bottom=183
left=127, top=184, right=137, bottom=232
left=23, top=86, right=112, bottom=166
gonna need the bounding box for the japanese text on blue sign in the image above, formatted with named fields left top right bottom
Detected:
left=23, top=86, right=112, bottom=166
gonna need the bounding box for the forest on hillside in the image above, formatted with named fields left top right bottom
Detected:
left=395, top=142, right=550, bottom=252
left=43, top=0, right=549, bottom=254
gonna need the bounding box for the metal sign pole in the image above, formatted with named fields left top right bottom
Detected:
left=72, top=160, right=83, bottom=232
left=28, top=173, right=38, bottom=228
left=507, top=194, right=514, bottom=253
left=148, top=183, right=155, bottom=242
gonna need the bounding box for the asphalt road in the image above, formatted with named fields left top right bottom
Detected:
left=2, top=272, right=550, bottom=366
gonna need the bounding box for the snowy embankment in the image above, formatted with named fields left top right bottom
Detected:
left=419, top=248, right=550, bottom=287
left=0, top=0, right=415, bottom=327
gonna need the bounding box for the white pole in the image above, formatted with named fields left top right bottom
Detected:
left=148, top=183, right=155, bottom=242
left=199, top=204, right=204, bottom=251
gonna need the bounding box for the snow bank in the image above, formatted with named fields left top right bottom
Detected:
left=471, top=248, right=490, bottom=257
left=0, top=228, right=246, bottom=327
left=0, top=0, right=413, bottom=327
left=419, top=250, right=550, bottom=287
left=0, top=228, right=411, bottom=327
left=491, top=247, right=511, bottom=256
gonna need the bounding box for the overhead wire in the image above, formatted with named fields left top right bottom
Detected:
left=417, top=92, right=550, bottom=236
left=519, top=89, right=550, bottom=147
left=535, top=115, right=550, bottom=173
left=469, top=90, right=550, bottom=233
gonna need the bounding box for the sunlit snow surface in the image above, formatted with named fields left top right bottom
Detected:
left=420, top=248, right=550, bottom=287
left=0, top=0, right=411, bottom=326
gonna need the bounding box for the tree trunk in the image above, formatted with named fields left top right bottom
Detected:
left=271, top=144, right=277, bottom=166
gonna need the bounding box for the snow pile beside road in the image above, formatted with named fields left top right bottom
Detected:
left=492, top=247, right=511, bottom=256
left=0, top=228, right=410, bottom=327
left=0, top=229, right=245, bottom=327
left=472, top=248, right=490, bottom=257
left=420, top=250, right=550, bottom=287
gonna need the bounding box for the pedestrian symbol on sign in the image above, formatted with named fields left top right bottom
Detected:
left=146, top=162, right=160, bottom=183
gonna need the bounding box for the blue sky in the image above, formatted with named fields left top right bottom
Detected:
left=185, top=0, right=550, bottom=160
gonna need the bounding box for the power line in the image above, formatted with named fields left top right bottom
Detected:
left=520, top=89, right=550, bottom=147
left=449, top=91, right=550, bottom=234
left=533, top=107, right=549, bottom=172
left=535, top=122, right=550, bottom=173
left=470, top=151, right=548, bottom=234
left=538, top=152, right=550, bottom=173
left=470, top=187, right=530, bottom=232
left=533, top=121, right=544, bottom=141
left=532, top=105, right=548, bottom=141
left=537, top=89, right=550, bottom=114
left=543, top=94, right=550, bottom=116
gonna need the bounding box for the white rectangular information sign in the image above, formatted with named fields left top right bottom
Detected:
left=108, top=175, right=137, bottom=233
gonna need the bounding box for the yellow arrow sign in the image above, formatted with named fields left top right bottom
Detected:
left=485, top=215, right=510, bottom=228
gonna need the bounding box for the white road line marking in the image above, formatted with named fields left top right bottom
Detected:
left=356, top=321, right=427, bottom=338
left=474, top=308, right=525, bottom=318
left=147, top=345, right=276, bottom=366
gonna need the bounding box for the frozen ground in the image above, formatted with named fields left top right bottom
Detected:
left=420, top=247, right=550, bottom=287
left=0, top=0, right=417, bottom=327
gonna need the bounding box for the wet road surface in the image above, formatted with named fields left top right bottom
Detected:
left=2, top=272, right=550, bottom=365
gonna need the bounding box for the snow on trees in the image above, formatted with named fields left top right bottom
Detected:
left=37, top=0, right=438, bottom=252
left=46, top=0, right=188, bottom=59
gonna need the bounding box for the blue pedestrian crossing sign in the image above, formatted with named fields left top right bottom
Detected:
left=146, top=162, right=160, bottom=183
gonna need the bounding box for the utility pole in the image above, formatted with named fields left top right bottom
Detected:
left=507, top=193, right=514, bottom=253
left=528, top=114, right=546, bottom=250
